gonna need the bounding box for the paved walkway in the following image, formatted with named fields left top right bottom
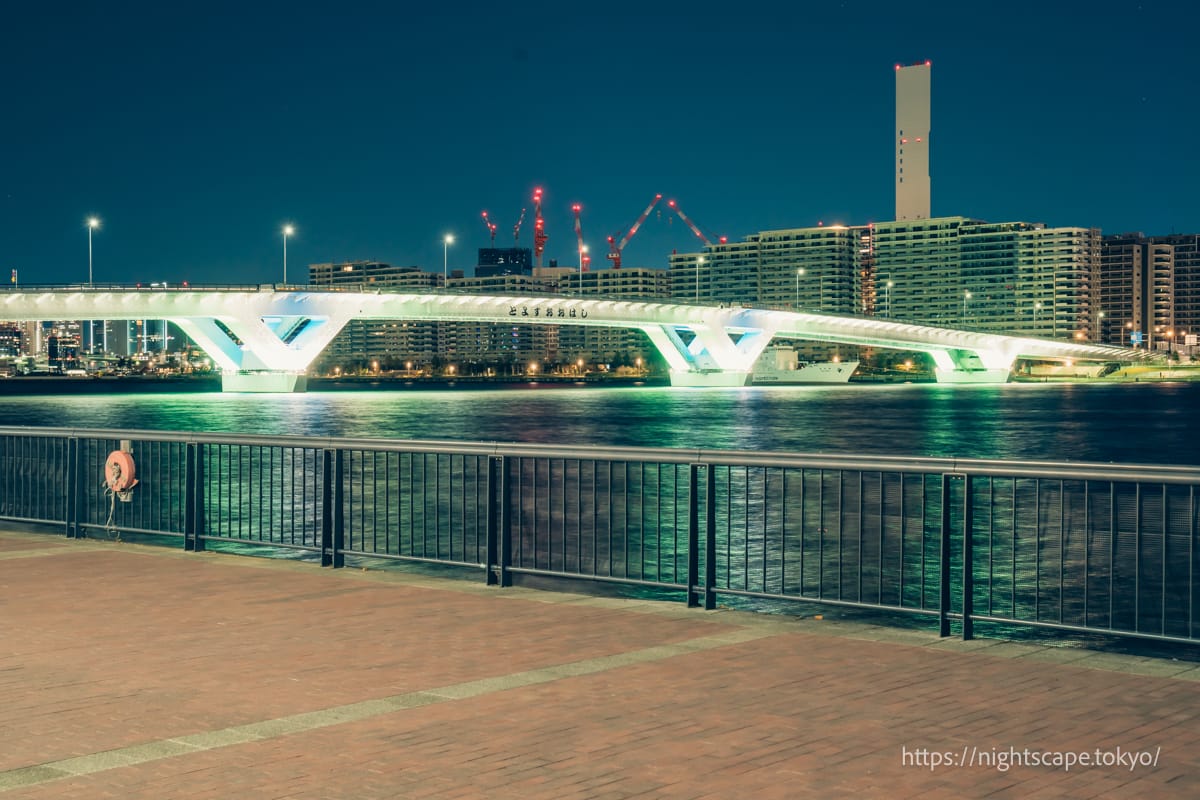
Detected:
left=1, top=528, right=1198, bottom=799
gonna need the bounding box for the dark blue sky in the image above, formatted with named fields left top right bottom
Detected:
left=3, top=0, right=1196, bottom=285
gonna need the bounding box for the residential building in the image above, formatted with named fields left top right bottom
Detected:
left=308, top=261, right=442, bottom=370
left=667, top=226, right=859, bottom=314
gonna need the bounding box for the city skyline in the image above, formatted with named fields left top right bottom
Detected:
left=3, top=1, right=1196, bottom=286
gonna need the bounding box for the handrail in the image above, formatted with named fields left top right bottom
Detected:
left=3, top=425, right=1198, bottom=484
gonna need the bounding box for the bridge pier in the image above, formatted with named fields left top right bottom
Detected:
left=668, top=370, right=752, bottom=388
left=929, top=348, right=1014, bottom=384
left=933, top=368, right=1011, bottom=384
left=221, top=372, right=309, bottom=393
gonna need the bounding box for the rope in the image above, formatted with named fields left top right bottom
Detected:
left=102, top=462, right=122, bottom=541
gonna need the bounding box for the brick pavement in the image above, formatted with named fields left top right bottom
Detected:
left=1, top=528, right=1198, bottom=798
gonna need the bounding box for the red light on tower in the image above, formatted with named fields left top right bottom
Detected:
left=925, top=59, right=931, bottom=66
left=894, top=64, right=901, bottom=71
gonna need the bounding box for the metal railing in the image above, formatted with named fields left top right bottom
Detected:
left=1, top=426, right=1196, bottom=644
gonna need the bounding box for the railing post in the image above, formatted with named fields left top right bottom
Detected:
left=704, top=465, right=717, bottom=610
left=687, top=464, right=700, bottom=607
left=486, top=456, right=511, bottom=586
left=333, top=449, right=344, bottom=567
left=961, top=474, right=974, bottom=640
left=65, top=437, right=80, bottom=539
left=939, top=473, right=953, bottom=637
left=688, top=463, right=717, bottom=610
left=185, top=442, right=197, bottom=551
left=320, top=448, right=344, bottom=568
left=184, top=443, right=207, bottom=552
left=319, top=450, right=343, bottom=568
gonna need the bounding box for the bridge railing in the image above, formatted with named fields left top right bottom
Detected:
left=1, top=426, right=1196, bottom=645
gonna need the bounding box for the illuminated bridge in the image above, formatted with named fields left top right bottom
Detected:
left=2, top=285, right=1150, bottom=392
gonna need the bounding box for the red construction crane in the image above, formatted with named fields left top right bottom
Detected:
left=572, top=203, right=591, bottom=271
left=512, top=208, right=526, bottom=245
left=481, top=211, right=498, bottom=245
left=606, top=193, right=663, bottom=269
left=666, top=199, right=728, bottom=248
left=533, top=187, right=548, bottom=267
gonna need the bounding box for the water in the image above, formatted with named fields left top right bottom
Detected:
left=1, top=381, right=1199, bottom=465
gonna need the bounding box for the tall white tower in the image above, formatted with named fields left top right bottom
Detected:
left=895, top=61, right=931, bottom=220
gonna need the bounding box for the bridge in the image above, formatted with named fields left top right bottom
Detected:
left=2, top=285, right=1150, bottom=392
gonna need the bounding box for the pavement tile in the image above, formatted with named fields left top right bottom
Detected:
left=1, top=531, right=1198, bottom=799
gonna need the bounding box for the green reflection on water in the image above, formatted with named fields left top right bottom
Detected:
left=2, top=381, right=1199, bottom=464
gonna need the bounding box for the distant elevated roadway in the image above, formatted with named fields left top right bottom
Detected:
left=1, top=285, right=1152, bottom=392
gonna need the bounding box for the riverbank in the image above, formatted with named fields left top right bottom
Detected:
left=0, top=374, right=223, bottom=395
left=0, top=373, right=669, bottom=395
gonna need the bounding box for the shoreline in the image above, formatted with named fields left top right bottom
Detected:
left=0, top=374, right=669, bottom=395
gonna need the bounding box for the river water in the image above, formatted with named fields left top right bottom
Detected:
left=1, top=381, right=1198, bottom=465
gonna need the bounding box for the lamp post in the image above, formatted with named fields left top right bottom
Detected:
left=282, top=224, right=294, bottom=285
left=795, top=268, right=805, bottom=309
left=962, top=290, right=971, bottom=323
left=696, top=256, right=704, bottom=302
left=1034, top=301, right=1043, bottom=333
left=442, top=233, right=454, bottom=286
left=1096, top=310, right=1105, bottom=343
left=86, top=217, right=100, bottom=286
left=86, top=217, right=100, bottom=353
left=884, top=280, right=894, bottom=318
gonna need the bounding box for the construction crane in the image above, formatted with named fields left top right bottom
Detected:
left=512, top=208, right=526, bottom=245
left=572, top=203, right=591, bottom=272
left=533, top=187, right=548, bottom=267
left=606, top=193, right=663, bottom=269
left=667, top=199, right=728, bottom=248
left=481, top=211, right=498, bottom=245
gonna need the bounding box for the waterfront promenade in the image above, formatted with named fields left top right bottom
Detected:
left=2, top=528, right=1198, bottom=799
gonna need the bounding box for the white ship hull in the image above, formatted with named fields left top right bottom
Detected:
left=752, top=360, right=860, bottom=385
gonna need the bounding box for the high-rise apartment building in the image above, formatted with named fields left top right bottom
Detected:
left=667, top=226, right=859, bottom=314
left=669, top=215, right=1101, bottom=341
left=873, top=217, right=968, bottom=324
left=308, top=261, right=442, bottom=368
left=0, top=324, right=20, bottom=357
left=895, top=61, right=931, bottom=221
left=554, top=267, right=669, bottom=364
left=875, top=218, right=1099, bottom=338
left=1154, top=233, right=1200, bottom=343
left=444, top=271, right=562, bottom=367
left=1100, top=234, right=1177, bottom=349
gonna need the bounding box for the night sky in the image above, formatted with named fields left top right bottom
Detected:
left=3, top=0, right=1196, bottom=286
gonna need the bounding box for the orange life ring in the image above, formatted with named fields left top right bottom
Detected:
left=104, top=450, right=138, bottom=492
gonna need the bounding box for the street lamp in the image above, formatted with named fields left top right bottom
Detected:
left=443, top=234, right=454, bottom=286
left=696, top=256, right=705, bottom=302
left=86, top=217, right=100, bottom=353
left=962, top=290, right=972, bottom=322
left=884, top=280, right=894, bottom=318
left=1096, top=310, right=1105, bottom=343
left=795, top=268, right=805, bottom=309
left=282, top=224, right=295, bottom=285
left=86, top=217, right=100, bottom=285
left=1034, top=301, right=1043, bottom=333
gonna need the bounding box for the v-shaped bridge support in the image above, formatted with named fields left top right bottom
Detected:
left=642, top=321, right=776, bottom=387
left=173, top=313, right=352, bottom=392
